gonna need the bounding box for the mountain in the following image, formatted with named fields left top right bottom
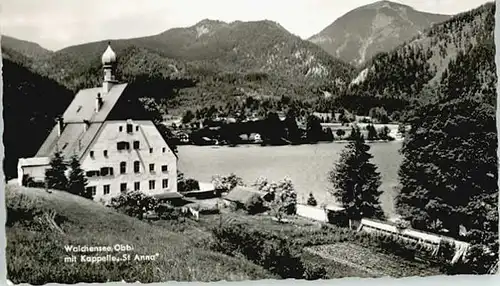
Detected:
left=342, top=2, right=495, bottom=116
left=309, top=1, right=450, bottom=67
left=51, top=19, right=354, bottom=86
left=1, top=35, right=53, bottom=59
left=9, top=20, right=354, bottom=115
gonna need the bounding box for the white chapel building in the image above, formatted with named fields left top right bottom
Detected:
left=17, top=43, right=178, bottom=201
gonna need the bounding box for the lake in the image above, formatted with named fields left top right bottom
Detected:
left=178, top=142, right=403, bottom=217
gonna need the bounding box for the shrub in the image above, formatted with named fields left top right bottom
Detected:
left=212, top=173, right=245, bottom=192
left=307, top=193, right=318, bottom=207
left=210, top=223, right=328, bottom=279
left=244, top=194, right=265, bottom=215
left=178, top=178, right=200, bottom=193
left=109, top=191, right=158, bottom=220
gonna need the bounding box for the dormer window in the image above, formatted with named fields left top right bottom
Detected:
left=90, top=151, right=95, bottom=158
left=119, top=126, right=123, bottom=132
left=162, top=147, right=166, bottom=153
left=103, top=150, right=108, bottom=157
left=117, top=141, right=130, bottom=151
left=126, top=124, right=133, bottom=133
left=136, top=126, right=139, bottom=131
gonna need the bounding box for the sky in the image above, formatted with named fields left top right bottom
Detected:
left=0, top=0, right=493, bottom=51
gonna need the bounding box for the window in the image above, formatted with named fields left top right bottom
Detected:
left=149, top=148, right=153, bottom=153
left=149, top=180, right=155, bottom=190
left=103, top=150, right=108, bottom=157
left=162, top=179, right=169, bottom=189
left=100, top=167, right=113, bottom=176
left=136, top=126, right=139, bottom=131
left=133, top=141, right=140, bottom=149
left=86, top=186, right=96, bottom=196
left=162, top=147, right=166, bottom=153
left=90, top=151, right=95, bottom=158
left=149, top=164, right=155, bottom=172
left=134, top=161, right=140, bottom=173
left=120, top=183, right=127, bottom=193
left=134, top=182, right=140, bottom=191
left=126, top=124, right=133, bottom=133
left=85, top=170, right=100, bottom=177
left=117, top=141, right=130, bottom=150
left=119, top=126, right=123, bottom=132
left=103, top=185, right=110, bottom=195
left=120, top=162, right=126, bottom=174
left=161, top=165, right=168, bottom=172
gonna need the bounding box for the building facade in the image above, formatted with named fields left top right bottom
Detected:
left=17, top=43, right=178, bottom=202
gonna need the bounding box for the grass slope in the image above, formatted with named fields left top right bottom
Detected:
left=5, top=185, right=275, bottom=284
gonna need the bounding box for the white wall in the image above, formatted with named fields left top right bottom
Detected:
left=18, top=164, right=49, bottom=185
left=296, top=204, right=328, bottom=222
left=80, top=120, right=177, bottom=202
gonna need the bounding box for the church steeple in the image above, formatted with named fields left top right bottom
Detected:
left=101, top=42, right=117, bottom=93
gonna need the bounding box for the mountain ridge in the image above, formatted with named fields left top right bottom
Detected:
left=308, top=0, right=451, bottom=66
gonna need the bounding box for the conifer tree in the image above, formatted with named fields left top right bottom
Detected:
left=67, top=154, right=91, bottom=199
left=328, top=127, right=384, bottom=220
left=45, top=151, right=68, bottom=191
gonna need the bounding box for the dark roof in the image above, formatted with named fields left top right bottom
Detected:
left=153, top=192, right=183, bottom=200
left=35, top=83, right=127, bottom=159
left=224, top=186, right=265, bottom=203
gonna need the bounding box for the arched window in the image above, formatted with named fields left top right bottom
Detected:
left=120, top=162, right=126, bottom=174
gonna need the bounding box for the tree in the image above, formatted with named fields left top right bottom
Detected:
left=270, top=178, right=297, bottom=222
left=307, top=193, right=318, bottom=207
left=369, top=107, right=389, bottom=124
left=366, top=124, right=378, bottom=140
left=397, top=123, right=406, bottom=137
left=110, top=191, right=159, bottom=220
left=178, top=178, right=200, bottom=193
left=284, top=110, right=301, bottom=143
left=328, top=128, right=384, bottom=220
left=45, top=151, right=68, bottom=191
left=212, top=173, right=245, bottom=193
left=377, top=126, right=392, bottom=141
left=182, top=110, right=195, bottom=124
left=67, top=155, right=91, bottom=199
left=396, top=96, right=497, bottom=239
left=336, top=129, right=346, bottom=138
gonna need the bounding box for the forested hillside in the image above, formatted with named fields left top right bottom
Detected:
left=2, top=58, right=73, bottom=180
left=343, top=2, right=494, bottom=117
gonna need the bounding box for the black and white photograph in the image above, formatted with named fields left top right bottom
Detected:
left=1, top=0, right=498, bottom=284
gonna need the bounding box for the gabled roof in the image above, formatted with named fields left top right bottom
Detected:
left=63, top=83, right=127, bottom=123
left=36, top=83, right=127, bottom=160
left=224, top=186, right=265, bottom=203
left=36, top=122, right=104, bottom=160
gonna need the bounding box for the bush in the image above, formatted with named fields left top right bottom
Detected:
left=109, top=191, right=158, bottom=220
left=155, top=203, right=184, bottom=220
left=244, top=195, right=265, bottom=215
left=303, top=262, right=328, bottom=280
left=212, top=173, right=245, bottom=192
left=210, top=223, right=327, bottom=279
left=307, top=193, right=318, bottom=207
left=178, top=178, right=200, bottom=193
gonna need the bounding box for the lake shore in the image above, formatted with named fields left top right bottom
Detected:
left=178, top=141, right=403, bottom=217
